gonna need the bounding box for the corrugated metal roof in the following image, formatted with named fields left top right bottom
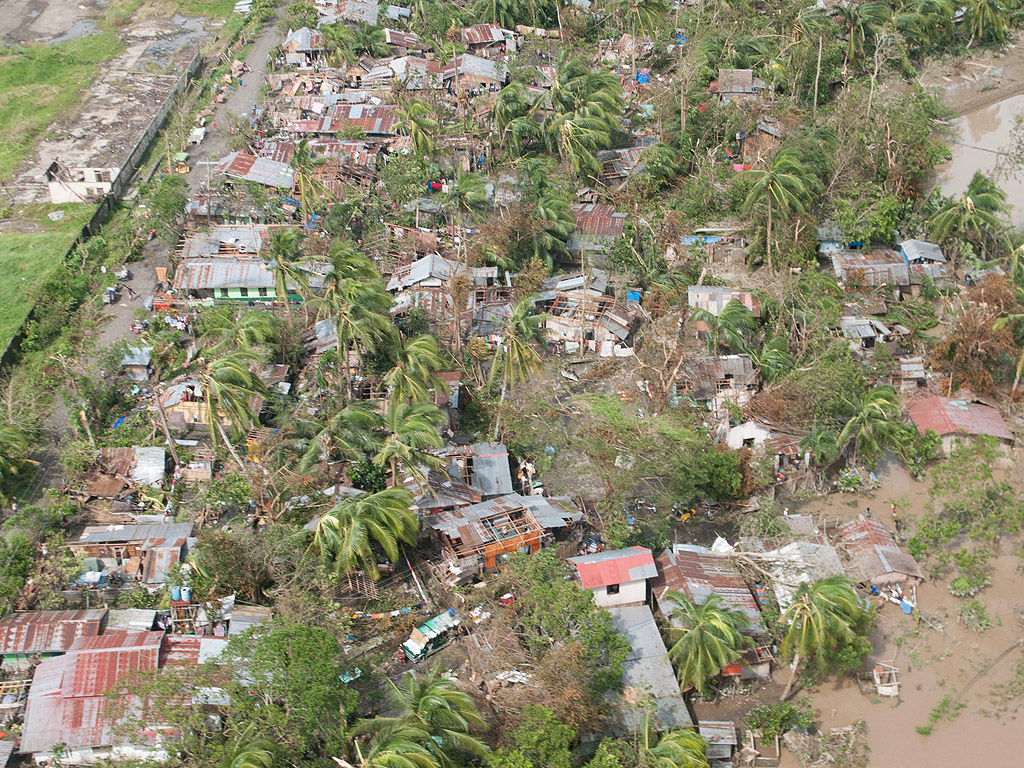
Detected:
left=518, top=495, right=582, bottom=528
left=384, top=28, right=419, bottom=47
left=104, top=610, right=157, bottom=632
left=425, top=493, right=542, bottom=550
left=439, top=442, right=513, bottom=498
left=216, top=152, right=294, bottom=189
left=764, top=541, right=845, bottom=609
left=73, top=523, right=194, bottom=546
left=908, top=396, right=1012, bottom=441
left=338, top=0, right=379, bottom=25
left=687, top=285, right=760, bottom=316
left=180, top=225, right=272, bottom=258
left=462, top=23, right=505, bottom=45
left=897, top=355, right=925, bottom=380
left=900, top=239, right=945, bottom=263
left=120, top=346, right=152, bottom=368
left=0, top=740, right=15, bottom=768
left=570, top=203, right=628, bottom=238
left=831, top=249, right=909, bottom=286
left=692, top=354, right=757, bottom=399
left=839, top=515, right=923, bottom=584
left=0, top=610, right=106, bottom=655
left=653, top=546, right=763, bottom=631
left=838, top=315, right=889, bottom=340
left=332, top=104, right=398, bottom=134
left=568, top=546, right=658, bottom=589
left=66, top=632, right=163, bottom=697
left=283, top=26, right=324, bottom=51
left=442, top=54, right=507, bottom=84
left=173, top=259, right=277, bottom=291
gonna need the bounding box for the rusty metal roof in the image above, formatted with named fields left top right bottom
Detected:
left=20, top=631, right=201, bottom=755
left=173, top=259, right=277, bottom=292
left=73, top=523, right=194, bottom=546
left=908, top=396, right=1012, bottom=441
left=442, top=54, right=507, bottom=84
left=570, top=203, right=628, bottom=238
left=384, top=28, right=420, bottom=47
left=653, top=546, right=763, bottom=631
left=331, top=104, right=398, bottom=135
left=0, top=610, right=106, bottom=655
left=425, top=493, right=541, bottom=550
left=216, top=151, right=294, bottom=189
left=838, top=515, right=923, bottom=585
left=338, top=0, right=379, bottom=25
left=462, top=23, right=505, bottom=45
left=831, top=249, right=909, bottom=286
left=568, top=546, right=658, bottom=589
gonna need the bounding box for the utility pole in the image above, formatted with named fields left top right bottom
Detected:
left=79, top=406, right=96, bottom=450
left=813, top=36, right=823, bottom=119
left=154, top=393, right=181, bottom=466
left=579, top=252, right=588, bottom=359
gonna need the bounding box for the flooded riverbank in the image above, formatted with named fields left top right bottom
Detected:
left=935, top=94, right=1024, bottom=226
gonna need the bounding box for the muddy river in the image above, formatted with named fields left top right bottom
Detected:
left=935, top=94, right=1024, bottom=226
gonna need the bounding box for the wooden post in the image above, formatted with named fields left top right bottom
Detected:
left=154, top=393, right=181, bottom=466
left=813, top=36, right=823, bottom=118
left=79, top=407, right=96, bottom=450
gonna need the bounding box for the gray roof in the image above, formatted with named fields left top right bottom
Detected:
left=198, top=637, right=230, bottom=663
left=605, top=604, right=693, bottom=734
left=120, top=346, right=152, bottom=368
left=900, top=239, right=945, bottom=263
left=73, top=522, right=194, bottom=545
left=180, top=226, right=270, bottom=258
left=444, top=442, right=513, bottom=498
left=831, top=250, right=909, bottom=286
left=339, top=0, right=379, bottom=25
left=539, top=269, right=609, bottom=299
left=283, top=27, right=320, bottom=51
left=387, top=253, right=457, bottom=291
left=443, top=54, right=507, bottom=83
left=174, top=259, right=276, bottom=291
left=839, top=315, right=890, bottom=340
left=518, top=495, right=583, bottom=528
left=385, top=5, right=411, bottom=19
left=104, top=609, right=157, bottom=631
left=228, top=605, right=273, bottom=636
left=764, top=540, right=845, bottom=609
left=131, top=447, right=166, bottom=487
left=0, top=740, right=14, bottom=768
left=217, top=151, right=294, bottom=189
left=159, top=379, right=200, bottom=408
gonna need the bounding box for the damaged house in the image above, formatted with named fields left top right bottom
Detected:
left=461, top=24, right=513, bottom=57
left=838, top=515, right=923, bottom=589
left=65, top=523, right=195, bottom=587
left=423, top=494, right=546, bottom=572
left=691, top=354, right=759, bottom=401
left=71, top=446, right=167, bottom=502
left=907, top=395, right=1014, bottom=455
left=567, top=204, right=628, bottom=261
left=544, top=291, right=638, bottom=355
left=687, top=286, right=760, bottom=319
left=0, top=610, right=106, bottom=668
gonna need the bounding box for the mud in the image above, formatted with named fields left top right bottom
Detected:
left=0, top=0, right=104, bottom=44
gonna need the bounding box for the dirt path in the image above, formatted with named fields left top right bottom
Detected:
left=18, top=11, right=284, bottom=506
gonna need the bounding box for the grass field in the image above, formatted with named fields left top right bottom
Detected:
left=0, top=33, right=124, bottom=181
left=0, top=203, right=96, bottom=350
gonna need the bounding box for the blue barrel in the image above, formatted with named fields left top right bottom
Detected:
left=181, top=586, right=192, bottom=602
left=171, top=585, right=181, bottom=601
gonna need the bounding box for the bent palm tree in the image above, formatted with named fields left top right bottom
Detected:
left=290, top=140, right=335, bottom=221
left=383, top=335, right=446, bottom=405
left=489, top=297, right=546, bottom=439
left=196, top=349, right=269, bottom=450
left=742, top=148, right=816, bottom=271
left=691, top=299, right=756, bottom=354
left=229, top=737, right=276, bottom=768
left=622, top=711, right=709, bottom=768
left=374, top=401, right=445, bottom=489
left=0, top=423, right=34, bottom=493
left=298, top=401, right=383, bottom=472
left=314, top=488, right=417, bottom=579
left=665, top=592, right=750, bottom=695
left=780, top=576, right=867, bottom=699
left=265, top=228, right=309, bottom=322
left=355, top=724, right=440, bottom=768
left=200, top=309, right=278, bottom=356
left=396, top=100, right=439, bottom=159
left=838, top=385, right=900, bottom=465
left=352, top=669, right=487, bottom=765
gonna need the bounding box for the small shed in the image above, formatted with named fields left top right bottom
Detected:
left=838, top=515, right=923, bottom=587
left=568, top=546, right=658, bottom=608
left=687, top=286, right=760, bottom=317
left=831, top=249, right=909, bottom=287
left=120, top=347, right=152, bottom=381
left=692, top=355, right=758, bottom=400
left=0, top=610, right=106, bottom=666
left=907, top=395, right=1014, bottom=455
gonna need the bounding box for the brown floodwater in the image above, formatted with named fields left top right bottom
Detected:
left=772, top=462, right=1024, bottom=767
left=935, top=94, right=1024, bottom=226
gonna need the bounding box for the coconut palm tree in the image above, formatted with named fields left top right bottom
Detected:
left=352, top=22, right=391, bottom=57
left=298, top=401, right=384, bottom=472
left=195, top=349, right=269, bottom=454
left=664, top=592, right=750, bottom=695
left=395, top=100, right=439, bottom=159
left=354, top=724, right=441, bottom=768
left=621, top=711, right=709, bottom=768
left=691, top=300, right=756, bottom=354
left=612, top=0, right=669, bottom=75
left=200, top=309, right=278, bottom=356
left=352, top=669, right=487, bottom=765
left=383, top=335, right=447, bottom=405
left=838, top=385, right=900, bottom=465
left=799, top=426, right=841, bottom=466
left=834, top=2, right=892, bottom=71
left=752, top=336, right=795, bottom=383
left=290, top=140, right=335, bottom=222
left=0, top=423, right=33, bottom=493
left=642, top=143, right=679, bottom=185
left=373, top=401, right=445, bottom=488
left=963, top=0, right=1008, bottom=45
left=322, top=23, right=357, bottom=67
left=229, top=736, right=276, bottom=768
left=492, top=83, right=540, bottom=155
left=741, top=148, right=816, bottom=271
left=488, top=297, right=546, bottom=439
left=780, top=576, right=867, bottom=699
left=265, top=228, right=310, bottom=322
left=928, top=172, right=1008, bottom=261
left=314, top=487, right=418, bottom=579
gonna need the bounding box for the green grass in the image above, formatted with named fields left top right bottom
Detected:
left=0, top=203, right=96, bottom=349
left=169, top=0, right=239, bottom=18
left=0, top=33, right=124, bottom=181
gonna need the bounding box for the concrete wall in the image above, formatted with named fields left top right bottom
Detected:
left=592, top=578, right=647, bottom=608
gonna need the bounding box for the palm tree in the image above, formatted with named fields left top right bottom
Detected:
left=314, top=487, right=418, bottom=579
left=290, top=140, right=335, bottom=222
left=642, top=143, right=679, bottom=185
left=0, top=423, right=33, bottom=493
left=298, top=401, right=384, bottom=472
left=963, top=0, right=1008, bottom=45
left=612, top=0, right=669, bottom=75
left=354, top=724, right=440, bottom=768
left=838, top=385, right=900, bottom=465
left=492, top=83, right=540, bottom=155
left=265, top=228, right=310, bottom=322
left=395, top=100, right=439, bottom=159
left=351, top=23, right=391, bottom=57
left=780, top=576, right=867, bottom=699
left=691, top=300, right=756, bottom=354
left=753, top=336, right=794, bottom=383
left=194, top=350, right=269, bottom=455
left=352, top=669, right=487, bottom=765
left=200, top=309, right=278, bottom=355
left=229, top=736, right=276, bottom=768
left=488, top=297, right=546, bottom=439
left=929, top=173, right=1008, bottom=261
left=834, top=2, right=892, bottom=71
left=373, top=401, right=445, bottom=488
left=621, top=711, right=709, bottom=768
left=383, top=335, right=446, bottom=405
left=445, top=171, right=489, bottom=226
left=322, top=23, right=356, bottom=67
left=741, top=148, right=816, bottom=271
left=799, top=426, right=840, bottom=466
left=664, top=592, right=750, bottom=695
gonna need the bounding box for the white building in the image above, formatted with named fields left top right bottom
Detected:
left=567, top=546, right=657, bottom=608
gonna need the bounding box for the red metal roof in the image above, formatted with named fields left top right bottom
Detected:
left=568, top=546, right=657, bottom=589
left=331, top=104, right=398, bottom=135
left=0, top=610, right=106, bottom=656
left=66, top=632, right=163, bottom=697
left=652, top=547, right=763, bottom=630
left=838, top=515, right=923, bottom=584
left=462, top=24, right=504, bottom=46
left=570, top=204, right=628, bottom=238
left=907, top=396, right=1012, bottom=441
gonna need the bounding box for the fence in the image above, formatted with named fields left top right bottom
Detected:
left=0, top=52, right=204, bottom=377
